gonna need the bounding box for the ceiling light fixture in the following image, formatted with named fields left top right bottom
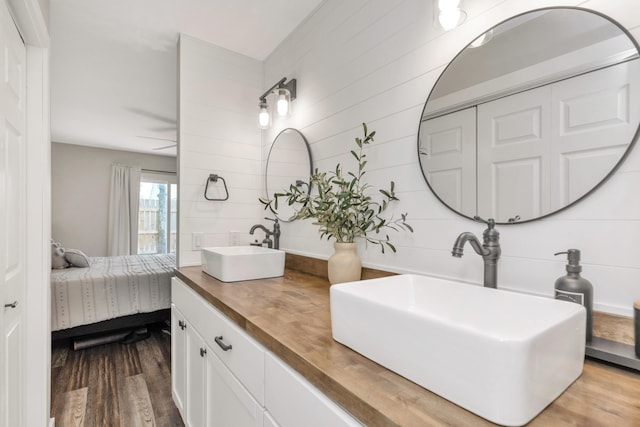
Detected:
left=437, top=0, right=466, bottom=30
left=258, top=77, right=297, bottom=129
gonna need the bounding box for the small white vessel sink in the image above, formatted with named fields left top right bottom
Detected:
left=330, top=274, right=586, bottom=426
left=201, top=246, right=285, bottom=282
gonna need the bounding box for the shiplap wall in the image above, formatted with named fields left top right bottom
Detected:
left=262, top=0, right=640, bottom=316
left=178, top=35, right=263, bottom=266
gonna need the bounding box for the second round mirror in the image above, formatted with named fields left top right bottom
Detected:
left=265, top=128, right=313, bottom=222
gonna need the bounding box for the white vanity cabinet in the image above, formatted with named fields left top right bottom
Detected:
left=171, top=277, right=362, bottom=427
left=171, top=278, right=264, bottom=427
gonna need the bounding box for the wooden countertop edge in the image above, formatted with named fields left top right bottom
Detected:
left=174, top=267, right=640, bottom=427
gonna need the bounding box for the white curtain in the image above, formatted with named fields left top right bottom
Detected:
left=107, top=164, right=141, bottom=256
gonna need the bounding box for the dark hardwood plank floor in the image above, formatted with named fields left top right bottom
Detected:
left=51, top=324, right=184, bottom=427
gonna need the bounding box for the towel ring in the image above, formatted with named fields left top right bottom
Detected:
left=204, top=174, right=229, bottom=201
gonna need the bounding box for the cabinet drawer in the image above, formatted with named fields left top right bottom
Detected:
left=265, top=352, right=362, bottom=427
left=200, top=301, right=265, bottom=405
left=172, top=277, right=224, bottom=335
left=172, top=277, right=265, bottom=405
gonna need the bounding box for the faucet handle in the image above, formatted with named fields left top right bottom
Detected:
left=473, top=216, right=495, bottom=229
left=264, top=217, right=279, bottom=223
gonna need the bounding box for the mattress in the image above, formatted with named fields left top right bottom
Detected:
left=51, top=253, right=176, bottom=331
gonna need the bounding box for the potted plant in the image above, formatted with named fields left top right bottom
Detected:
left=261, top=123, right=413, bottom=284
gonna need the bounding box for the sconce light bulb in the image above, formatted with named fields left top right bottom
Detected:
left=276, top=89, right=290, bottom=116
left=258, top=101, right=270, bottom=129
left=259, top=111, right=270, bottom=127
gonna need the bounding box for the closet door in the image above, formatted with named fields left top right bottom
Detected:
left=420, top=107, right=477, bottom=214
left=0, top=1, right=26, bottom=426
left=550, top=59, right=640, bottom=209
left=477, top=86, right=551, bottom=222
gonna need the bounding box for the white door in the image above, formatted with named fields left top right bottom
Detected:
left=477, top=85, right=551, bottom=222
left=0, top=1, right=26, bottom=425
left=420, top=107, right=477, bottom=215
left=550, top=59, right=640, bottom=209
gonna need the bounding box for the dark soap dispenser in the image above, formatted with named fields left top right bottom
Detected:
left=554, top=249, right=593, bottom=343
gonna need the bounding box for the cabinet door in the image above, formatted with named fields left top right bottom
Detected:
left=265, top=352, right=362, bottom=427
left=186, top=322, right=207, bottom=427
left=171, top=305, right=187, bottom=419
left=206, top=344, right=264, bottom=427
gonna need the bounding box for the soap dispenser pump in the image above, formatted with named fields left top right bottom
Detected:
left=554, top=249, right=593, bottom=342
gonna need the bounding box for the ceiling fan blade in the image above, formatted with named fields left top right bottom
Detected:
left=125, top=107, right=176, bottom=124
left=152, top=144, right=177, bottom=150
left=137, top=135, right=176, bottom=143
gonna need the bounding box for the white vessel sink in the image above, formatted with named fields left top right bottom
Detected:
left=201, top=246, right=285, bottom=282
left=330, top=274, right=586, bottom=426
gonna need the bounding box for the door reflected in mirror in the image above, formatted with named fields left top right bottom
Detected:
left=265, top=128, right=312, bottom=222
left=418, top=8, right=640, bottom=224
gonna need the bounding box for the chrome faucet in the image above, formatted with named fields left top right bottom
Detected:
left=451, top=217, right=501, bottom=288
left=249, top=217, right=280, bottom=249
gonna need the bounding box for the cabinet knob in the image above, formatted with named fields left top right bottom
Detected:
left=200, top=347, right=207, bottom=357
left=178, top=320, right=186, bottom=330
left=4, top=301, right=17, bottom=309
left=215, top=335, right=233, bottom=352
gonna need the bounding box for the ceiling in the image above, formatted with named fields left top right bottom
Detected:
left=50, top=0, right=325, bottom=157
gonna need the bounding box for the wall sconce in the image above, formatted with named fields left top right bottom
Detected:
left=437, top=0, right=466, bottom=30
left=258, top=77, right=297, bottom=129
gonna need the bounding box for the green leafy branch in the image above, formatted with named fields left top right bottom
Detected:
left=260, top=123, right=413, bottom=253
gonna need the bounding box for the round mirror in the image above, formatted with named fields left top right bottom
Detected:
left=418, top=7, right=640, bottom=224
left=265, top=128, right=313, bottom=221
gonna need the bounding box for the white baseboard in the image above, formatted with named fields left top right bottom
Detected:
left=49, top=417, right=55, bottom=427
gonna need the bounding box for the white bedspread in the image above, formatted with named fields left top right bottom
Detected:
left=51, top=253, right=176, bottom=331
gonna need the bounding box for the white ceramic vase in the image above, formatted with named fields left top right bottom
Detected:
left=328, top=242, right=362, bottom=285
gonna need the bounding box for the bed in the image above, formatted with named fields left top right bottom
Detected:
left=51, top=253, right=176, bottom=340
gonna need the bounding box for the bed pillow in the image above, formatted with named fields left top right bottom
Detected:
left=65, top=249, right=90, bottom=268
left=51, top=240, right=70, bottom=269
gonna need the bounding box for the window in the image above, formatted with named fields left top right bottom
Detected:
left=138, top=172, right=177, bottom=254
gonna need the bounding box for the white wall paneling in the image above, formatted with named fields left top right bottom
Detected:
left=178, top=35, right=263, bottom=266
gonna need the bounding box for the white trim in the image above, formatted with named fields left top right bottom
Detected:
left=24, top=44, right=51, bottom=427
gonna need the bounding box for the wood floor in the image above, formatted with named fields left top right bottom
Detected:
left=51, top=324, right=185, bottom=427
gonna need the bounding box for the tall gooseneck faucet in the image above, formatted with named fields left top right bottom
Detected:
left=249, top=217, right=281, bottom=249
left=451, top=217, right=501, bottom=288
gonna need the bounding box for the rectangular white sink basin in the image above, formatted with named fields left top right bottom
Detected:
left=330, top=274, right=586, bottom=426
left=201, top=246, right=285, bottom=282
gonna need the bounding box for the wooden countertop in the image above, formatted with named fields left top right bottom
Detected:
left=175, top=266, right=640, bottom=427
